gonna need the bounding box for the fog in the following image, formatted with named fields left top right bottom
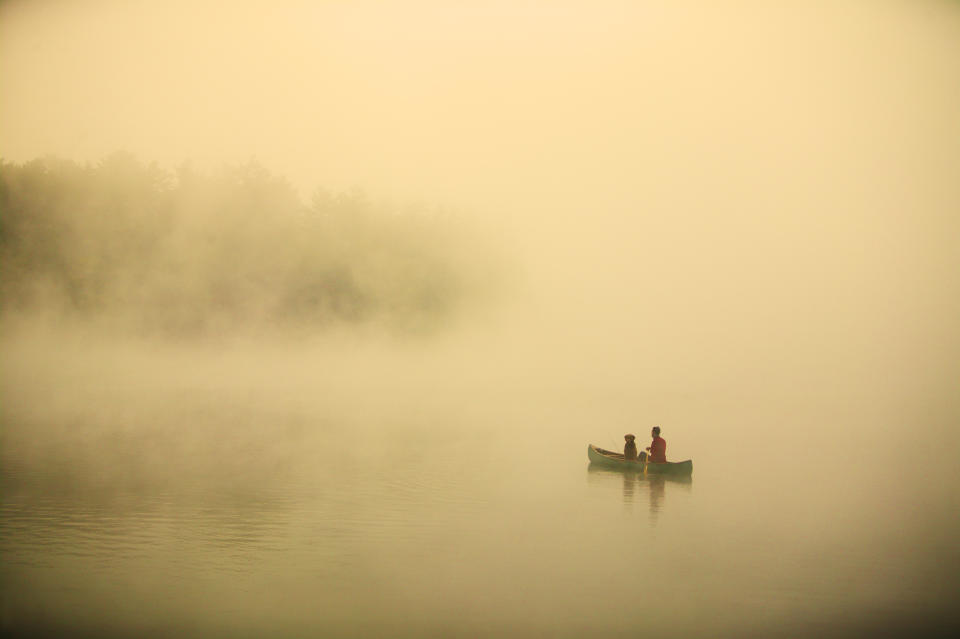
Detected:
left=3, top=0, right=957, bottom=388
left=2, top=0, right=959, bottom=637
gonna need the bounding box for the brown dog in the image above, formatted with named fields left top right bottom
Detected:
left=623, top=434, right=638, bottom=461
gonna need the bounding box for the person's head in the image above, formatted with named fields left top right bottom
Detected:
left=651, top=426, right=661, bottom=437
left=625, top=434, right=635, bottom=442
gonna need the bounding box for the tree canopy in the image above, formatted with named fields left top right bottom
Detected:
left=0, top=154, right=496, bottom=336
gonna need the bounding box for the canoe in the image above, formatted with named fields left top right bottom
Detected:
left=587, top=444, right=693, bottom=475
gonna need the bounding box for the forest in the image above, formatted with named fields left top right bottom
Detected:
left=0, top=154, right=500, bottom=336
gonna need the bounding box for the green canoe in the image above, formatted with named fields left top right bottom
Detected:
left=587, top=444, right=693, bottom=476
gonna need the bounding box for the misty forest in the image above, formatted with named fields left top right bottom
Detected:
left=0, top=154, right=496, bottom=336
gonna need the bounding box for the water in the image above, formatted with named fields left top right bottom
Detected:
left=2, top=342, right=959, bottom=638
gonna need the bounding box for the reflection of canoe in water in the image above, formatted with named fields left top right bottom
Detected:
left=587, top=444, right=693, bottom=476
left=587, top=463, right=693, bottom=485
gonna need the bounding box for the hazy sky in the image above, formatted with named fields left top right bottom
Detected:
left=2, top=0, right=956, bottom=202
left=2, top=0, right=959, bottom=400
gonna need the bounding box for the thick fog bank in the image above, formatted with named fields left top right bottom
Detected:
left=0, top=155, right=507, bottom=338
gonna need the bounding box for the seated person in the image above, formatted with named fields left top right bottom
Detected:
left=645, top=426, right=667, bottom=463
left=623, top=434, right=638, bottom=461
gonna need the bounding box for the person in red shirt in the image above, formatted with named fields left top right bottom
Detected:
left=646, top=426, right=667, bottom=463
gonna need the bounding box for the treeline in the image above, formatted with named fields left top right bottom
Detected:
left=0, top=153, right=497, bottom=335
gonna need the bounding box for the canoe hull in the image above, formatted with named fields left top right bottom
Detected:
left=587, top=444, right=693, bottom=476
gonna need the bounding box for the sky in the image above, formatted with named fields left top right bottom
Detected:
left=1, top=0, right=959, bottom=403
left=2, top=0, right=956, bottom=203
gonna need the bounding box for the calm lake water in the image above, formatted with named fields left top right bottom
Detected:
left=2, top=338, right=958, bottom=638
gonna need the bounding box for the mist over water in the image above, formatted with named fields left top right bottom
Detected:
left=3, top=326, right=958, bottom=638
left=2, top=0, right=960, bottom=637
